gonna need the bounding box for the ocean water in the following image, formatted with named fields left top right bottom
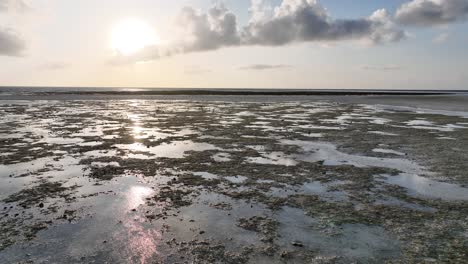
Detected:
left=1, top=87, right=468, bottom=112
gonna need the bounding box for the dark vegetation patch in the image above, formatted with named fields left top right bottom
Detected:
left=3, top=181, right=78, bottom=209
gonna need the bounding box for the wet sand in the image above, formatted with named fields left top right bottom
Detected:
left=0, top=97, right=467, bottom=263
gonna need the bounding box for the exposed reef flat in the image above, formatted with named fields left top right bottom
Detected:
left=0, top=98, right=467, bottom=263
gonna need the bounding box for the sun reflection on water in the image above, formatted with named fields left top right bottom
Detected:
left=118, top=185, right=161, bottom=264
left=126, top=186, right=154, bottom=210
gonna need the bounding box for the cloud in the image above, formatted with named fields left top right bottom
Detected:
left=0, top=0, right=7, bottom=11
left=433, top=32, right=450, bottom=43
left=0, top=0, right=29, bottom=13
left=113, top=0, right=406, bottom=63
left=242, top=0, right=405, bottom=46
left=361, top=65, right=402, bottom=71
left=110, top=4, right=240, bottom=64
left=39, top=62, right=71, bottom=70
left=396, top=0, right=468, bottom=26
left=0, top=0, right=27, bottom=56
left=174, top=4, right=240, bottom=53
left=0, top=27, right=25, bottom=56
left=239, top=64, right=293, bottom=70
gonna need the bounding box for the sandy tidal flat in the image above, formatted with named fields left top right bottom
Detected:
left=0, top=99, right=467, bottom=263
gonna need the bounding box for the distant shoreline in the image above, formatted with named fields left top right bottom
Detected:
left=1, top=88, right=468, bottom=112
left=23, top=90, right=458, bottom=96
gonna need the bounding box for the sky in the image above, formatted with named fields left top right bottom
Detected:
left=0, top=0, right=467, bottom=89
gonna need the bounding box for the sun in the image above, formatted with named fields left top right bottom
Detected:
left=111, top=18, right=159, bottom=56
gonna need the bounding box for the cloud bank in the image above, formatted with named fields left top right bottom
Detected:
left=112, top=0, right=468, bottom=64
left=0, top=1, right=7, bottom=11
left=175, top=5, right=241, bottom=53
left=115, top=0, right=406, bottom=63
left=0, top=0, right=26, bottom=56
left=0, top=0, right=28, bottom=12
left=0, top=27, right=24, bottom=56
left=396, top=0, right=468, bottom=26
left=242, top=0, right=404, bottom=45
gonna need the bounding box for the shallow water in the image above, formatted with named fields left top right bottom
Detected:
left=382, top=173, right=468, bottom=201
left=282, top=140, right=424, bottom=174
left=1, top=98, right=467, bottom=263
left=115, top=140, right=218, bottom=159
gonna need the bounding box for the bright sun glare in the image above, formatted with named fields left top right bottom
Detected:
left=111, top=18, right=159, bottom=56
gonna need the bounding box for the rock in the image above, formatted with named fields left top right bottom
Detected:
left=291, top=241, right=304, bottom=247
left=38, top=203, right=44, bottom=208
left=146, top=214, right=157, bottom=220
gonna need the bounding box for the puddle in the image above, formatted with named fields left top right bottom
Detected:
left=275, top=207, right=401, bottom=261
left=225, top=176, right=248, bottom=184
left=301, top=132, right=323, bottom=138
left=125, top=153, right=153, bottom=160
left=372, top=148, right=405, bottom=156
left=168, top=192, right=265, bottom=249
left=437, top=136, right=456, bottom=140
left=91, top=161, right=120, bottom=167
left=78, top=141, right=103, bottom=147
left=115, top=140, right=218, bottom=159
left=388, top=105, right=468, bottom=118
left=0, top=157, right=60, bottom=178
left=301, top=181, right=349, bottom=202
left=0, top=176, right=159, bottom=263
left=70, top=127, right=105, bottom=137
left=246, top=152, right=298, bottom=166
left=406, top=120, right=434, bottom=126
left=401, top=120, right=466, bottom=132
left=382, top=173, right=468, bottom=201
left=374, top=197, right=437, bottom=213
left=282, top=140, right=423, bottom=174
left=193, top=172, right=219, bottom=180
left=368, top=131, right=399, bottom=136
left=39, top=137, right=85, bottom=145
left=83, top=149, right=119, bottom=158
left=292, top=124, right=344, bottom=130
left=212, top=152, right=232, bottom=162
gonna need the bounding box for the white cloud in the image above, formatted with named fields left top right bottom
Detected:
left=0, top=0, right=27, bottom=56
left=39, top=62, right=70, bottom=70
left=0, top=0, right=29, bottom=13
left=432, top=32, right=450, bottom=43
left=113, top=0, right=406, bottom=63
left=242, top=1, right=405, bottom=46
left=396, top=0, right=468, bottom=26
left=173, top=4, right=240, bottom=53
left=239, top=64, right=293, bottom=70
left=0, top=0, right=7, bottom=11
left=0, top=27, right=24, bottom=56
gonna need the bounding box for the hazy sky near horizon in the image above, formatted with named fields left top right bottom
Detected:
left=0, top=0, right=467, bottom=89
